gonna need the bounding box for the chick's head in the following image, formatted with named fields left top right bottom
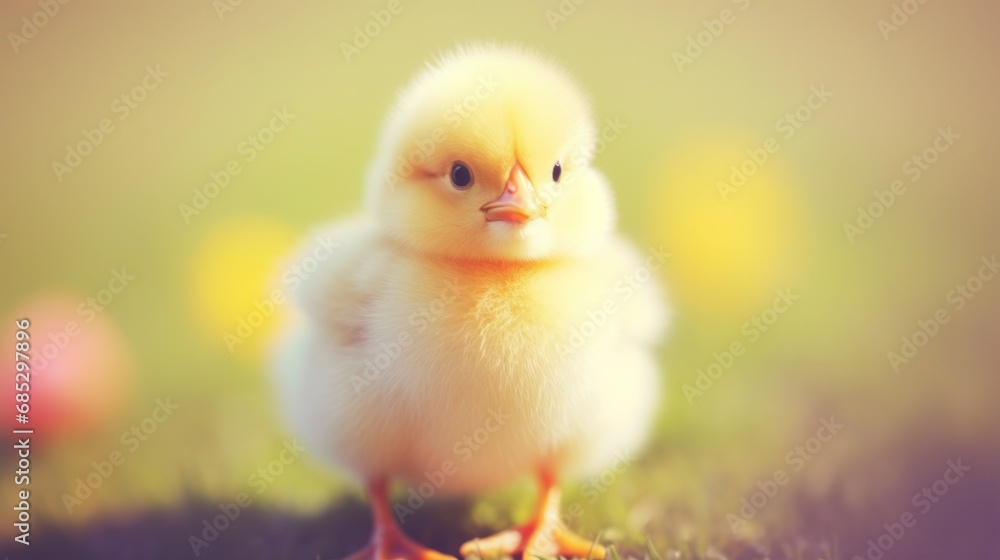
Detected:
left=365, top=45, right=616, bottom=263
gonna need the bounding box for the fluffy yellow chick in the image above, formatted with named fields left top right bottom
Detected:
left=272, top=44, right=668, bottom=560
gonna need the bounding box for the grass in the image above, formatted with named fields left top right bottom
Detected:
left=6, top=430, right=998, bottom=559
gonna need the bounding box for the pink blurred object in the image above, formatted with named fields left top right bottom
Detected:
left=2, top=294, right=133, bottom=443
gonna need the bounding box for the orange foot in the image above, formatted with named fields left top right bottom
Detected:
left=459, top=472, right=605, bottom=560
left=459, top=522, right=604, bottom=560
left=346, top=532, right=457, bottom=560
left=345, top=478, right=458, bottom=560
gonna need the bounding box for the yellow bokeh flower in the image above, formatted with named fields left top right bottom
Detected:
left=189, top=216, right=298, bottom=361
left=650, top=134, right=810, bottom=320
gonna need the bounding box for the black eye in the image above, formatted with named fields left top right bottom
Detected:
left=450, top=162, right=473, bottom=189
left=552, top=161, right=562, bottom=183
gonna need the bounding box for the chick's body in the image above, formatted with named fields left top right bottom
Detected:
left=272, top=45, right=668, bottom=560
left=276, top=221, right=664, bottom=494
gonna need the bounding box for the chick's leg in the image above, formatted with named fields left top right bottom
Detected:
left=346, top=478, right=457, bottom=560
left=459, top=470, right=606, bottom=560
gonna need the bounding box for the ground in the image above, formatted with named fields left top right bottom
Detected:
left=7, top=433, right=998, bottom=560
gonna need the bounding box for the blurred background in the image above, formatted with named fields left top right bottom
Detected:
left=1, top=0, right=998, bottom=558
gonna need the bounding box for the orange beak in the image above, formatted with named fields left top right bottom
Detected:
left=481, top=162, right=542, bottom=223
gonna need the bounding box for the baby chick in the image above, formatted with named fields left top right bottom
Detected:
left=272, top=45, right=668, bottom=560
